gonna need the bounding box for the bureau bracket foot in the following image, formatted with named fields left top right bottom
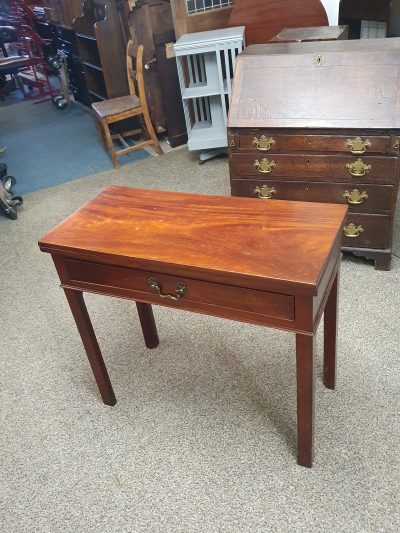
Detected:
left=342, top=248, right=391, bottom=271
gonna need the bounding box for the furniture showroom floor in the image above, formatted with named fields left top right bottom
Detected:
left=1, top=148, right=399, bottom=533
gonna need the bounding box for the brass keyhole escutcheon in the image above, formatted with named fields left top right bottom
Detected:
left=254, top=185, right=277, bottom=199
left=314, top=54, right=324, bottom=66
left=344, top=223, right=364, bottom=238
left=253, top=135, right=275, bottom=151
left=346, top=158, right=371, bottom=177
left=346, top=137, right=372, bottom=155
left=254, top=158, right=276, bottom=174
left=343, top=189, right=368, bottom=205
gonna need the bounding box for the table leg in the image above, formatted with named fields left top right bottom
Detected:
left=324, top=271, right=338, bottom=390
left=296, top=333, right=315, bottom=468
left=63, top=288, right=116, bottom=406
left=136, top=302, right=159, bottom=349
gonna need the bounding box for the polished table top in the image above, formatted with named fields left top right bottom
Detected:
left=39, top=186, right=347, bottom=295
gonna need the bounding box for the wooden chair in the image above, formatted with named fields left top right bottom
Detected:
left=92, top=42, right=163, bottom=168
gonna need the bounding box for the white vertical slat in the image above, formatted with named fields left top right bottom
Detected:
left=215, top=43, right=227, bottom=124
left=223, top=44, right=231, bottom=98
left=175, top=57, right=192, bottom=133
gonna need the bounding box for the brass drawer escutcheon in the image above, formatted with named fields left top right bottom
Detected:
left=343, top=189, right=368, bottom=205
left=346, top=158, right=371, bottom=177
left=254, top=158, right=276, bottom=173
left=254, top=185, right=277, bottom=199
left=343, top=223, right=364, bottom=238
left=346, top=137, right=372, bottom=154
left=148, top=277, right=186, bottom=301
left=253, top=135, right=275, bottom=151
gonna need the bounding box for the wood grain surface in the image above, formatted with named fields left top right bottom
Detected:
left=39, top=186, right=347, bottom=294
left=229, top=49, right=400, bottom=130
left=270, top=25, right=348, bottom=43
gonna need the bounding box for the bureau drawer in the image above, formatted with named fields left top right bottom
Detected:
left=230, top=154, right=398, bottom=183
left=342, top=214, right=390, bottom=249
left=231, top=179, right=394, bottom=212
left=63, top=259, right=294, bottom=322
left=235, top=133, right=392, bottom=154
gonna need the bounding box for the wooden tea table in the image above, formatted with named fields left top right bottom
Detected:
left=39, top=186, right=347, bottom=467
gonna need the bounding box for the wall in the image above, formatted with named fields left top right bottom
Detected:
left=320, top=0, right=340, bottom=25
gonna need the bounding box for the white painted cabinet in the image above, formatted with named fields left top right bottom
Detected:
left=174, top=27, right=245, bottom=154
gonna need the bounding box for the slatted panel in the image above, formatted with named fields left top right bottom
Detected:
left=186, top=0, right=232, bottom=15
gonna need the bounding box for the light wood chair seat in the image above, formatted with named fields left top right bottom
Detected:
left=92, top=42, right=163, bottom=168
left=92, top=94, right=141, bottom=119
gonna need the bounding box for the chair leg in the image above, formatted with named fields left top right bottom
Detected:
left=102, top=119, right=119, bottom=168
left=142, top=108, right=163, bottom=156
left=94, top=118, right=106, bottom=152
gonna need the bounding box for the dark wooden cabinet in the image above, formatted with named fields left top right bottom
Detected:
left=73, top=0, right=129, bottom=103
left=339, top=0, right=391, bottom=38
left=128, top=0, right=187, bottom=147
left=228, top=40, right=400, bottom=270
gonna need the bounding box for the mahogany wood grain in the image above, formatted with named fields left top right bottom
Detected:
left=227, top=0, right=328, bottom=45
left=63, top=259, right=295, bottom=323
left=231, top=180, right=394, bottom=213
left=39, top=186, right=347, bottom=296
left=230, top=154, right=398, bottom=183
left=63, top=288, right=117, bottom=406
left=39, top=187, right=346, bottom=467
left=342, top=214, right=390, bottom=249
left=236, top=133, right=391, bottom=154
left=136, top=302, right=159, bottom=349
left=296, top=333, right=315, bottom=468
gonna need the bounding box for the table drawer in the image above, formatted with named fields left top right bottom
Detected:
left=234, top=133, right=392, bottom=154
left=230, top=153, right=398, bottom=183
left=231, top=179, right=394, bottom=212
left=63, top=260, right=294, bottom=322
left=342, top=214, right=390, bottom=249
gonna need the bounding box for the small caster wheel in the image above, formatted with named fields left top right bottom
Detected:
left=9, top=195, right=23, bottom=207
left=5, top=206, right=18, bottom=220
left=199, top=160, right=205, bottom=165
left=2, top=175, right=16, bottom=192
left=52, top=94, right=68, bottom=110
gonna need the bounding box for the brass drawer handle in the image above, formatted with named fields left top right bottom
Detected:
left=253, top=135, right=275, bottom=151
left=254, top=185, right=276, bottom=199
left=343, top=189, right=368, bottom=205
left=344, top=223, right=364, bottom=238
left=346, top=158, right=371, bottom=177
left=346, top=137, right=372, bottom=154
left=148, top=277, right=186, bottom=301
left=254, top=158, right=276, bottom=174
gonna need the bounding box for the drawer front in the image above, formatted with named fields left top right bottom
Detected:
left=342, top=214, right=390, bottom=249
left=63, top=260, right=294, bottom=322
left=231, top=179, right=395, bottom=212
left=235, top=133, right=392, bottom=154
left=230, top=154, right=398, bottom=183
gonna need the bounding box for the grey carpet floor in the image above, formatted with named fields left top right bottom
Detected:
left=1, top=149, right=399, bottom=533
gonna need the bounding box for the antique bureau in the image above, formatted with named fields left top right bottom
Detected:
left=228, top=38, right=400, bottom=270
